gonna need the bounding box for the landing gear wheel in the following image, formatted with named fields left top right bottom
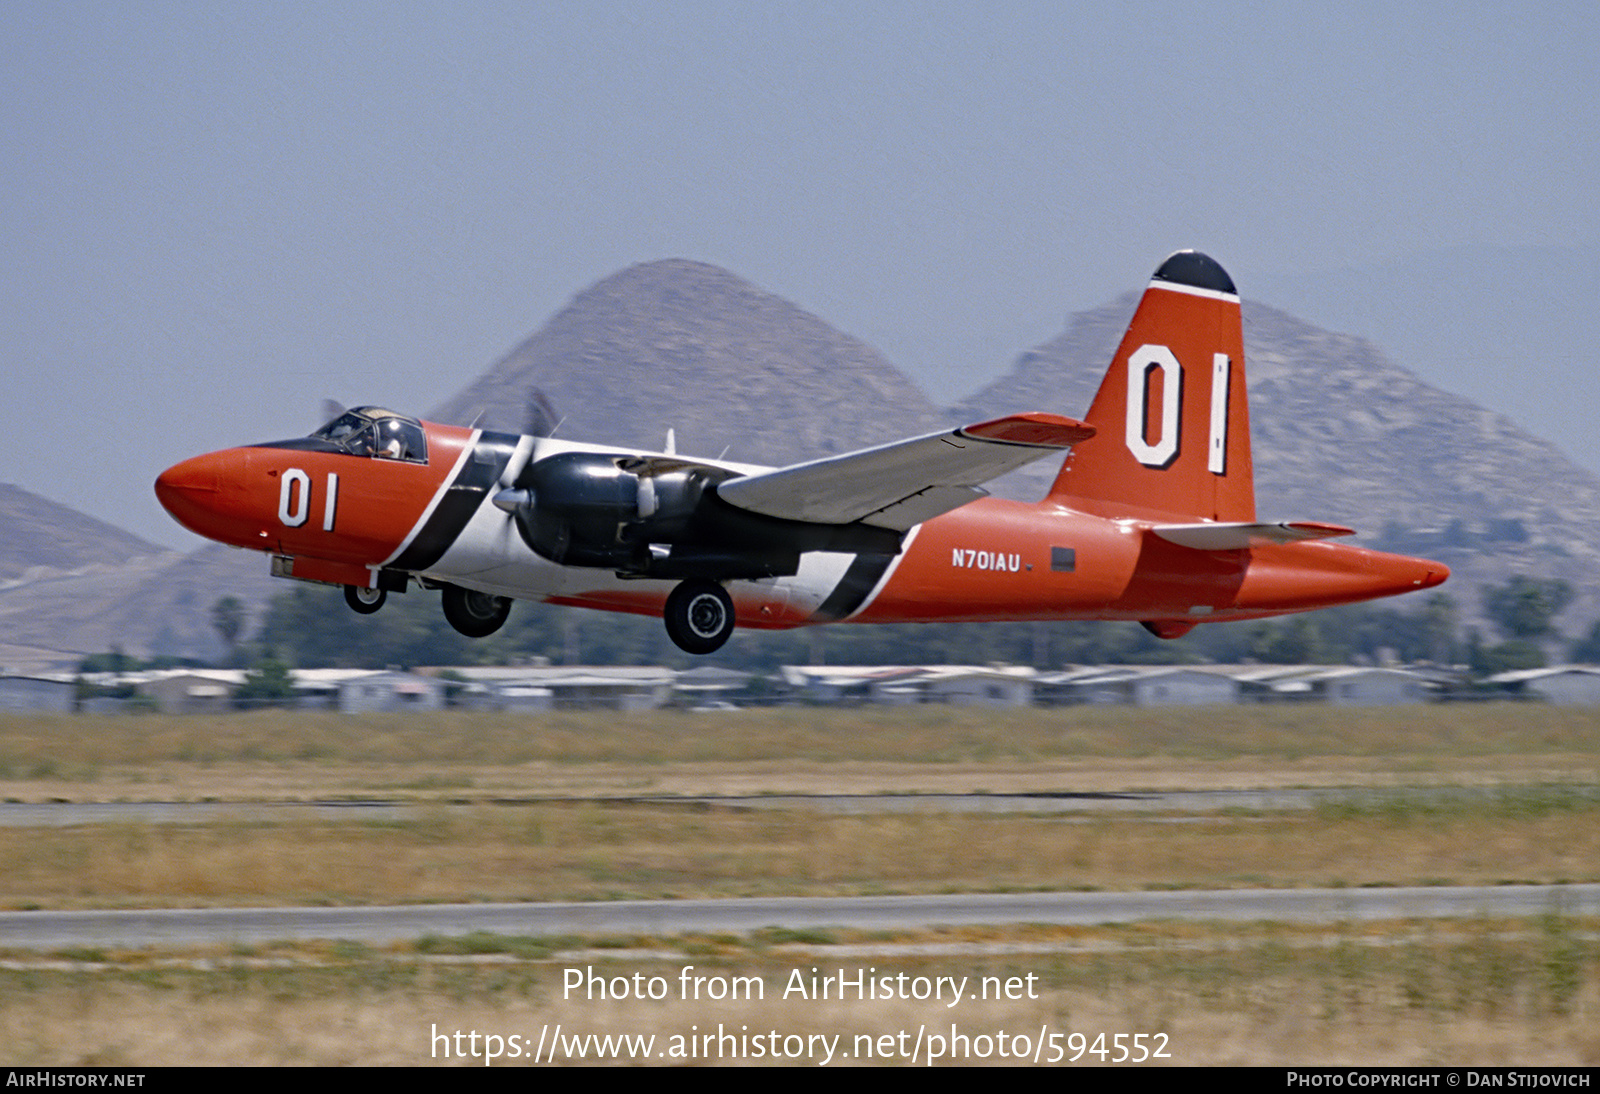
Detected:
left=664, top=580, right=735, bottom=655
left=344, top=585, right=386, bottom=614
left=441, top=584, right=512, bottom=637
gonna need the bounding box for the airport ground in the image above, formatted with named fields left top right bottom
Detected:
left=0, top=704, right=1596, bottom=1065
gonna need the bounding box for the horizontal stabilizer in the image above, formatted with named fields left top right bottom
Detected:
left=1150, top=521, right=1355, bottom=551
left=717, top=413, right=1093, bottom=531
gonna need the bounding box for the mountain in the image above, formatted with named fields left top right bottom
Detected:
left=0, top=483, right=164, bottom=586
left=0, top=542, right=276, bottom=674
left=0, top=480, right=278, bottom=672
left=1256, top=243, right=1600, bottom=486
left=956, top=295, right=1600, bottom=628
left=429, top=259, right=944, bottom=464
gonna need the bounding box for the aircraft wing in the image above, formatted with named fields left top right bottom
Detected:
left=714, top=413, right=1094, bottom=531
left=1151, top=521, right=1355, bottom=550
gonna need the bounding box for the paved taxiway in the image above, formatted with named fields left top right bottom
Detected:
left=3, top=885, right=1597, bottom=951
left=0, top=785, right=1541, bottom=827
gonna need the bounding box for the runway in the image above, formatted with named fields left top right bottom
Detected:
left=3, top=884, right=1596, bottom=951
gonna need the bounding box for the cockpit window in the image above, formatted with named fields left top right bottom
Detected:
left=312, top=407, right=427, bottom=463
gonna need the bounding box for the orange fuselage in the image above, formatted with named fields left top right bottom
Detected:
left=156, top=427, right=1446, bottom=633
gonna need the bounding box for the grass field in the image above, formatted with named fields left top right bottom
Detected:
left=5, top=703, right=1600, bottom=770
left=4, top=919, right=1598, bottom=1065
left=1, top=704, right=1596, bottom=1065
left=4, top=789, right=1600, bottom=909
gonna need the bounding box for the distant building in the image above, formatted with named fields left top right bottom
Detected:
left=289, top=668, right=388, bottom=710
left=425, top=666, right=674, bottom=711
left=780, top=665, right=1035, bottom=707
left=136, top=670, right=246, bottom=714
left=1250, top=666, right=1437, bottom=706
left=896, top=666, right=1034, bottom=707
left=1042, top=666, right=1242, bottom=707
left=335, top=671, right=445, bottom=714
left=1036, top=664, right=1445, bottom=706
left=15, top=659, right=1465, bottom=714
left=672, top=665, right=755, bottom=707
left=491, top=682, right=555, bottom=713
left=0, top=674, right=76, bottom=713
left=1486, top=666, right=1600, bottom=705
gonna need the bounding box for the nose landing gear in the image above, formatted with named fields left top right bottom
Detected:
left=343, top=584, right=387, bottom=615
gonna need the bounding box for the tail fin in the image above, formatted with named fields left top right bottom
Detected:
left=1048, top=251, right=1255, bottom=523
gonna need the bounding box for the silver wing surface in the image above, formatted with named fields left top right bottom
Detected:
left=715, top=413, right=1094, bottom=532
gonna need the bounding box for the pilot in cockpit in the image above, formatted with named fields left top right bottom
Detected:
left=375, top=417, right=407, bottom=459
left=313, top=408, right=426, bottom=463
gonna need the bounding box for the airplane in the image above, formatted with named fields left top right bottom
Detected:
left=154, top=251, right=1448, bottom=655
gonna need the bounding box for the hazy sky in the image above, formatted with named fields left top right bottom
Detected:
left=5, top=2, right=1598, bottom=548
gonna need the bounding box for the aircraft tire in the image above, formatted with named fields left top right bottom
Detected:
left=664, top=580, right=735, bottom=655
left=441, top=584, right=512, bottom=638
left=343, top=585, right=387, bottom=615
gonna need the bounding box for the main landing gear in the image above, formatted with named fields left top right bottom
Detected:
left=345, top=577, right=728, bottom=651
left=664, top=579, right=735, bottom=655
left=441, top=584, right=513, bottom=638
left=344, top=580, right=512, bottom=637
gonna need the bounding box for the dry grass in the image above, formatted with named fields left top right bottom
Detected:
left=2, top=704, right=1598, bottom=768
left=3, top=919, right=1598, bottom=1066
left=1, top=705, right=1597, bottom=804
left=0, top=706, right=1597, bottom=910
left=2, top=791, right=1598, bottom=910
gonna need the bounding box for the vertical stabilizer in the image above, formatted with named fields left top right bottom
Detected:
left=1048, top=251, right=1255, bottom=522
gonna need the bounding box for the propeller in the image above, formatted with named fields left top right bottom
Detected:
left=527, top=390, right=562, bottom=438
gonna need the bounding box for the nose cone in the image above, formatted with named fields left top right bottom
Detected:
left=155, top=453, right=217, bottom=512
left=154, top=449, right=266, bottom=548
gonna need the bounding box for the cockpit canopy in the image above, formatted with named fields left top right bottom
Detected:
left=312, top=407, right=427, bottom=462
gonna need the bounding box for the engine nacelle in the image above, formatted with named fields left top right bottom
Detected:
left=494, top=450, right=899, bottom=581
left=491, top=451, right=696, bottom=570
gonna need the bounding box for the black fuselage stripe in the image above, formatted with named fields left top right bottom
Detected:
left=811, top=552, right=895, bottom=623
left=389, top=433, right=517, bottom=573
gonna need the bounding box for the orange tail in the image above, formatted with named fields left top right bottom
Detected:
left=1049, top=251, right=1255, bottom=523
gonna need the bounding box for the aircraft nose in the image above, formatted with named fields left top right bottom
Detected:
left=154, top=454, right=220, bottom=513
left=154, top=449, right=266, bottom=547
